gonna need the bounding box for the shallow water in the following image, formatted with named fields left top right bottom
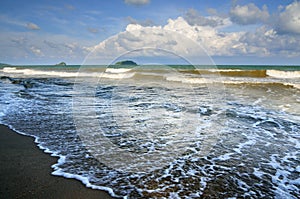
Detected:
left=0, top=65, right=299, bottom=198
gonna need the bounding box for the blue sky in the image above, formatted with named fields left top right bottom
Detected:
left=0, top=0, right=299, bottom=65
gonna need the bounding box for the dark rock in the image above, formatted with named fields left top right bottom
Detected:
left=55, top=62, right=67, bottom=66
left=115, top=60, right=137, bottom=66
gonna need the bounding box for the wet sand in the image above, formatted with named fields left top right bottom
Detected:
left=0, top=124, right=115, bottom=199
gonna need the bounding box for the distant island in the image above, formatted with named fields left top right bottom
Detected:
left=0, top=63, right=9, bottom=66
left=115, top=60, right=137, bottom=66
left=55, top=62, right=67, bottom=66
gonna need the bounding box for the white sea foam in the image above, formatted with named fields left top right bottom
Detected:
left=253, top=168, right=265, bottom=178
left=2, top=67, right=136, bottom=80
left=3, top=67, right=80, bottom=77
left=51, top=169, right=119, bottom=198
left=1, top=65, right=300, bottom=198
left=105, top=68, right=132, bottom=73
left=3, top=67, right=18, bottom=73
left=165, top=75, right=300, bottom=91
left=101, top=72, right=135, bottom=79
left=180, top=77, right=300, bottom=90
left=207, top=69, right=243, bottom=72
left=233, top=139, right=256, bottom=154
left=215, top=153, right=234, bottom=161
left=267, top=70, right=300, bottom=79
left=165, top=75, right=215, bottom=84
left=3, top=67, right=300, bottom=90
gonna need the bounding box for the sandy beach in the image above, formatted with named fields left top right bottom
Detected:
left=0, top=124, right=114, bottom=199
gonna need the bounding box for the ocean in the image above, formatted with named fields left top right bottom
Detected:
left=0, top=65, right=299, bottom=198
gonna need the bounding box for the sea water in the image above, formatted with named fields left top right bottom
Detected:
left=0, top=65, right=299, bottom=198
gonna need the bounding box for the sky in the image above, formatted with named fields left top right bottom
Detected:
left=0, top=0, right=300, bottom=65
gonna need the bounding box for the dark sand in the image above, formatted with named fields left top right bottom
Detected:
left=0, top=124, right=115, bottom=199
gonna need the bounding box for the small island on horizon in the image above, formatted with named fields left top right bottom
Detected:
left=55, top=62, right=67, bottom=66
left=0, top=63, right=10, bottom=66
left=115, top=60, right=137, bottom=66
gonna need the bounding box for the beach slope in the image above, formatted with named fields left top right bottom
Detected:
left=0, top=124, right=114, bottom=199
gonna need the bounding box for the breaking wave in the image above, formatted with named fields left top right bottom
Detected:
left=267, top=70, right=300, bottom=79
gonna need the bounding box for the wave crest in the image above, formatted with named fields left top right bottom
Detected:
left=267, top=70, right=300, bottom=79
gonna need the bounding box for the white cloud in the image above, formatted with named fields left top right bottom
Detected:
left=26, top=22, right=40, bottom=30
left=229, top=2, right=300, bottom=35
left=87, top=17, right=246, bottom=64
left=0, top=31, right=93, bottom=63
left=184, top=8, right=228, bottom=27
left=0, top=15, right=40, bottom=30
left=30, top=46, right=43, bottom=56
left=2, top=3, right=300, bottom=64
left=164, top=17, right=244, bottom=56
left=240, top=26, right=300, bottom=57
left=230, top=3, right=269, bottom=25
left=124, top=0, right=150, bottom=6
left=126, top=16, right=154, bottom=27
left=276, top=1, right=300, bottom=34
left=88, top=15, right=300, bottom=63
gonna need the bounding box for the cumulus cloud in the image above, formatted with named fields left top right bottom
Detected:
left=87, top=14, right=300, bottom=63
left=124, top=0, right=150, bottom=6
left=87, top=16, right=246, bottom=64
left=230, top=3, right=269, bottom=25
left=239, top=26, right=300, bottom=57
left=276, top=1, right=300, bottom=34
left=184, top=9, right=228, bottom=27
left=164, top=17, right=244, bottom=56
left=91, top=23, right=186, bottom=58
left=229, top=2, right=300, bottom=35
left=126, top=16, right=154, bottom=26
left=26, top=22, right=40, bottom=30
left=2, top=2, right=300, bottom=64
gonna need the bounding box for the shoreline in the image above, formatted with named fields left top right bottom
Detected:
left=0, top=124, right=115, bottom=199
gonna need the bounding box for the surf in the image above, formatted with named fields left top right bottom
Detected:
left=267, top=70, right=300, bottom=79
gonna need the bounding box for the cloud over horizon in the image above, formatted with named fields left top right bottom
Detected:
left=184, top=8, right=228, bottom=27
left=229, top=3, right=269, bottom=25
left=275, top=1, right=300, bottom=35
left=88, top=5, right=300, bottom=62
left=0, top=0, right=299, bottom=64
